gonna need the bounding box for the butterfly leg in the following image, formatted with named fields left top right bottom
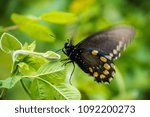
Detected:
left=62, top=48, right=67, bottom=55
left=62, top=60, right=73, bottom=66
left=61, top=58, right=71, bottom=66
left=69, top=62, right=75, bottom=85
left=61, top=52, right=73, bottom=66
left=61, top=58, right=70, bottom=61
left=61, top=60, right=75, bottom=85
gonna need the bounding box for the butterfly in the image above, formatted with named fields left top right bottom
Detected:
left=62, top=26, right=135, bottom=84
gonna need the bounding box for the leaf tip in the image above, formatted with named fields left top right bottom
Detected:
left=0, top=32, right=22, bottom=53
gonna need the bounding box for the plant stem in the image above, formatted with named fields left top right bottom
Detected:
left=3, top=25, right=19, bottom=31
left=20, top=79, right=32, bottom=99
left=0, top=89, right=5, bottom=99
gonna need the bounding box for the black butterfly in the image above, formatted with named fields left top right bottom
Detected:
left=62, top=26, right=135, bottom=84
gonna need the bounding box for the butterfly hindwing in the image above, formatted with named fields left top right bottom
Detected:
left=74, top=48, right=115, bottom=83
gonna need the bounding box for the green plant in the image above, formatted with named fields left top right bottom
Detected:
left=0, top=32, right=80, bottom=100
left=0, top=11, right=77, bottom=42
left=0, top=10, right=80, bottom=100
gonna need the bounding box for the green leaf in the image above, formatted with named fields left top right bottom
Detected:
left=43, top=51, right=61, bottom=60
left=18, top=62, right=37, bottom=76
left=19, top=22, right=55, bottom=42
left=13, top=50, right=60, bottom=61
left=0, top=33, right=22, bottom=53
left=11, top=13, right=39, bottom=25
left=20, top=78, right=32, bottom=97
left=41, top=69, right=66, bottom=84
left=22, top=41, right=36, bottom=51
left=11, top=13, right=55, bottom=42
left=36, top=61, right=64, bottom=77
left=30, top=77, right=81, bottom=100
left=11, top=50, right=61, bottom=76
left=41, top=11, right=77, bottom=24
left=0, top=77, right=21, bottom=89
left=12, top=51, right=49, bottom=76
left=55, top=83, right=81, bottom=100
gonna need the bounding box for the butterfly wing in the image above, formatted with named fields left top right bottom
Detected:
left=75, top=48, right=115, bottom=83
left=76, top=26, right=135, bottom=60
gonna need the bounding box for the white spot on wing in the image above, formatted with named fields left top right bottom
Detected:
left=118, top=53, right=121, bottom=58
left=109, top=77, right=113, bottom=82
left=114, top=56, right=118, bottom=60
left=109, top=53, right=113, bottom=57
left=112, top=71, right=115, bottom=77
left=105, top=55, right=112, bottom=60
left=111, top=40, right=125, bottom=60
left=113, top=49, right=117, bottom=54
left=119, top=41, right=123, bottom=49
left=104, top=82, right=109, bottom=85
left=117, top=45, right=121, bottom=51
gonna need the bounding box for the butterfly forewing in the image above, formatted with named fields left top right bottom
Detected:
left=76, top=26, right=135, bottom=60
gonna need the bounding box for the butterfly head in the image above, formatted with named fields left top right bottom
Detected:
left=63, top=39, right=74, bottom=56
left=64, top=42, right=71, bottom=49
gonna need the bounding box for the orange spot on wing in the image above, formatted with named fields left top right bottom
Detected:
left=91, top=50, right=98, bottom=56
left=93, top=72, right=99, bottom=77
left=100, top=57, right=107, bottom=62
left=89, top=67, right=93, bottom=73
left=103, top=63, right=110, bottom=70
left=103, top=70, right=109, bottom=75
left=100, top=74, right=105, bottom=79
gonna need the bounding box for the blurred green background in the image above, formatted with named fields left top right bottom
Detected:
left=0, top=0, right=150, bottom=100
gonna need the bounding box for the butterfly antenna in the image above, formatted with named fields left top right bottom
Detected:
left=55, top=48, right=63, bottom=53
left=69, top=62, right=75, bottom=85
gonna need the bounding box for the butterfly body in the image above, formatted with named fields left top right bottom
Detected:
left=63, top=26, right=135, bottom=84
